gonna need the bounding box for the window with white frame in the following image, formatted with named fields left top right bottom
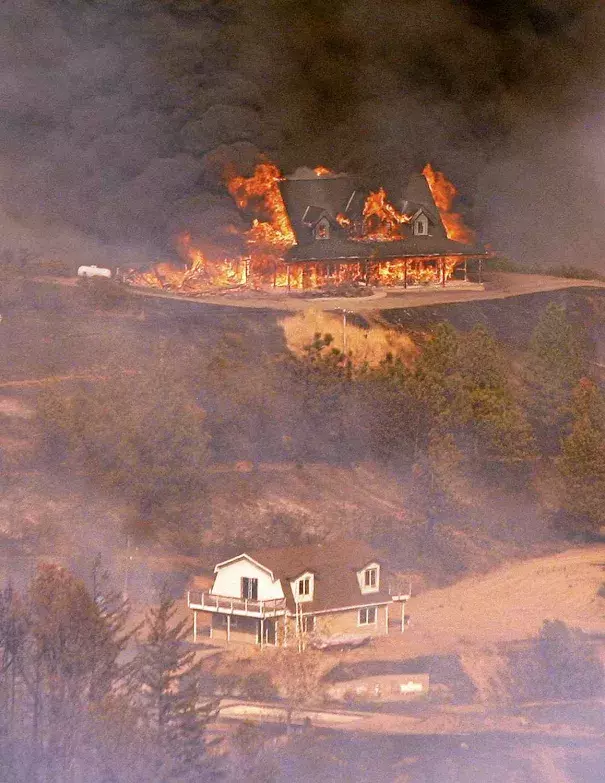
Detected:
left=292, top=572, right=314, bottom=602
left=360, top=564, right=380, bottom=593
left=358, top=606, right=377, bottom=625
left=414, top=215, right=428, bottom=236
left=364, top=567, right=378, bottom=589
left=241, top=577, right=258, bottom=601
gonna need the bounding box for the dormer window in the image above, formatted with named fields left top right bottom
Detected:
left=359, top=563, right=380, bottom=594
left=315, top=217, right=331, bottom=240
left=413, top=214, right=429, bottom=236
left=291, top=572, right=314, bottom=603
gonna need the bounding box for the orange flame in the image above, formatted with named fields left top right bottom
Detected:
left=422, top=163, right=475, bottom=243
left=226, top=162, right=295, bottom=250
left=362, top=188, right=411, bottom=241
left=128, top=159, right=474, bottom=295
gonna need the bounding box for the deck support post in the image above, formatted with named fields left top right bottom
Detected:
left=385, top=604, right=389, bottom=635
left=193, top=610, right=197, bottom=643
left=226, top=614, right=231, bottom=642
left=401, top=600, right=405, bottom=633
left=259, top=617, right=264, bottom=648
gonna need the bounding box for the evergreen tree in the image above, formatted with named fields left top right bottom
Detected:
left=132, top=589, right=218, bottom=781
left=557, top=378, right=605, bottom=534
left=457, top=325, right=536, bottom=472
left=525, top=302, right=588, bottom=449
left=37, top=356, right=210, bottom=521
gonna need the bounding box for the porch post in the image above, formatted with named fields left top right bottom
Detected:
left=193, top=610, right=197, bottom=643
left=385, top=604, right=389, bottom=635
left=463, top=258, right=468, bottom=282
left=404, top=260, right=408, bottom=289
left=401, top=600, right=405, bottom=633
left=226, top=614, right=231, bottom=642
left=287, top=264, right=291, bottom=293
left=441, top=258, right=446, bottom=287
left=478, top=257, right=483, bottom=284
left=260, top=617, right=264, bottom=648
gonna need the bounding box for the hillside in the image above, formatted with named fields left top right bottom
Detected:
left=2, top=276, right=605, bottom=596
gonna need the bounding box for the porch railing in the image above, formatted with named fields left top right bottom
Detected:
left=187, top=591, right=287, bottom=616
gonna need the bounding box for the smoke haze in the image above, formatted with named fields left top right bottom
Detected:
left=0, top=0, right=604, bottom=265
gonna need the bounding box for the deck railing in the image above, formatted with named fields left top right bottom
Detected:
left=187, top=591, right=287, bottom=616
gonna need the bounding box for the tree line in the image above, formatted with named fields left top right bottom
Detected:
left=36, top=302, right=605, bottom=538
left=0, top=563, right=217, bottom=783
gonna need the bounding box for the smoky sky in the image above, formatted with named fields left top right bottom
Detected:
left=0, top=0, right=604, bottom=265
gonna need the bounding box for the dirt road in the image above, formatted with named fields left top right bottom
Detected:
left=33, top=271, right=605, bottom=312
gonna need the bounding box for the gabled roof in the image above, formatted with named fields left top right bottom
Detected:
left=214, top=553, right=276, bottom=580
left=278, top=173, right=357, bottom=243
left=247, top=540, right=392, bottom=612
left=302, top=206, right=334, bottom=226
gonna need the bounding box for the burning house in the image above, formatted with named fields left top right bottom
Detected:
left=278, top=164, right=486, bottom=289
left=128, top=160, right=487, bottom=293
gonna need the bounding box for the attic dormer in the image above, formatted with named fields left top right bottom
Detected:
left=314, top=216, right=331, bottom=240
left=412, top=211, right=429, bottom=236
left=290, top=571, right=314, bottom=603
left=357, top=562, right=380, bottom=594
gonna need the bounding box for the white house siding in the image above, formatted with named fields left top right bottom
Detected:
left=211, top=557, right=285, bottom=601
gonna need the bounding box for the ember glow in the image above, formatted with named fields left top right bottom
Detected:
left=127, top=160, right=479, bottom=294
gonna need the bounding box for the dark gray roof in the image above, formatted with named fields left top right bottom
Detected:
left=279, top=173, right=356, bottom=243
left=287, top=235, right=486, bottom=263
left=401, top=173, right=445, bottom=234
left=404, top=172, right=438, bottom=208
left=302, top=206, right=332, bottom=226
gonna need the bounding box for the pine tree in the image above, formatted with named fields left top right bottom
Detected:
left=557, top=378, right=605, bottom=534
left=132, top=589, right=218, bottom=781
left=525, top=302, right=588, bottom=449
left=457, top=325, right=536, bottom=472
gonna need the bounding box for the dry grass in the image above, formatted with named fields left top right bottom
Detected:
left=280, top=308, right=418, bottom=367
left=363, top=545, right=605, bottom=661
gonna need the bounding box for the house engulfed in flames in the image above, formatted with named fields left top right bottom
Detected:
left=128, top=162, right=487, bottom=293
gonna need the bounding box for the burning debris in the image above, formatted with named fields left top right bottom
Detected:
left=127, top=160, right=486, bottom=294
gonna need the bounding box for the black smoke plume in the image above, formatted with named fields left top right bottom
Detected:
left=0, top=0, right=604, bottom=265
